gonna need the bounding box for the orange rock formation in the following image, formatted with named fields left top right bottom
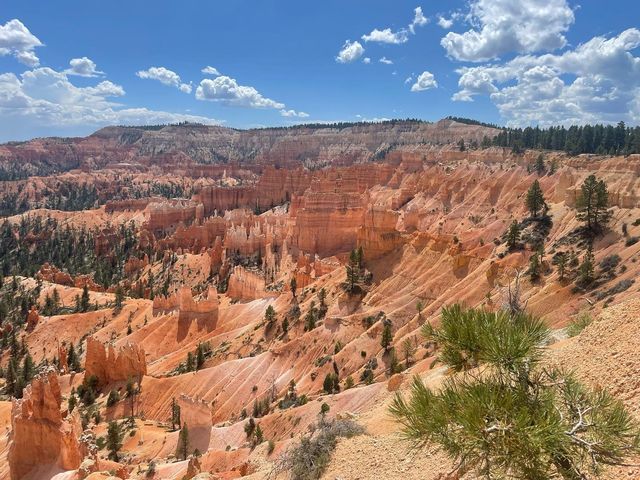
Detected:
left=84, top=337, right=147, bottom=387
left=8, top=371, right=83, bottom=480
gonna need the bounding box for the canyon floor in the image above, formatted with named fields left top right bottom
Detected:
left=0, top=120, right=639, bottom=480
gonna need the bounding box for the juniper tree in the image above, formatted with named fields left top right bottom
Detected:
left=525, top=179, right=545, bottom=217
left=392, top=305, right=640, bottom=480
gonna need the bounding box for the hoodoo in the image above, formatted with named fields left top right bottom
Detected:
left=8, top=371, right=83, bottom=480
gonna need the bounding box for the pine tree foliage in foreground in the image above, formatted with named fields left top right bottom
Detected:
left=392, top=305, right=640, bottom=480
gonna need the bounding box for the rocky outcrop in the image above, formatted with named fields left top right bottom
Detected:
left=177, top=394, right=213, bottom=430
left=357, top=207, right=403, bottom=261
left=143, top=199, right=204, bottom=235
left=84, top=337, right=147, bottom=387
left=26, top=306, right=39, bottom=331
left=226, top=266, right=272, bottom=301
left=152, top=286, right=219, bottom=325
left=8, top=371, right=83, bottom=480
left=37, top=262, right=73, bottom=286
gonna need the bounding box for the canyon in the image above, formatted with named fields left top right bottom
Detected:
left=0, top=119, right=639, bottom=480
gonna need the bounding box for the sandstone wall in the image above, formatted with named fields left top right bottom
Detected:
left=152, top=286, right=219, bottom=325
left=226, top=266, right=273, bottom=301
left=84, top=337, right=147, bottom=387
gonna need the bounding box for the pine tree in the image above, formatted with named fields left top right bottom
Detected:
left=186, top=352, right=195, bottom=372
left=171, top=397, right=181, bottom=431
left=577, top=247, right=595, bottom=288
left=80, top=285, right=90, bottom=312
left=196, top=343, right=205, bottom=370
left=525, top=180, right=545, bottom=217
left=556, top=252, right=568, bottom=281
left=506, top=220, right=521, bottom=250
left=304, top=301, right=318, bottom=331
left=381, top=321, right=393, bottom=351
left=289, top=277, right=297, bottom=297
left=176, top=423, right=190, bottom=460
left=68, top=393, right=77, bottom=412
left=106, top=421, right=123, bottom=461
left=535, top=153, right=545, bottom=175
left=401, top=337, right=417, bottom=367
left=264, top=305, right=276, bottom=327
left=126, top=377, right=137, bottom=419
left=114, top=286, right=125, bottom=310
left=391, top=305, right=640, bottom=480
left=5, top=357, right=17, bottom=397
left=576, top=175, right=611, bottom=231
left=22, top=351, right=34, bottom=384
left=317, top=288, right=328, bottom=318
left=68, top=343, right=81, bottom=372
left=253, top=424, right=264, bottom=445
left=528, top=252, right=541, bottom=281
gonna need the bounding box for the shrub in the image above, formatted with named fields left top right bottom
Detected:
left=625, top=236, right=639, bottom=247
left=599, top=254, right=621, bottom=272
left=273, top=419, right=365, bottom=480
left=106, top=389, right=120, bottom=407
left=566, top=311, right=593, bottom=337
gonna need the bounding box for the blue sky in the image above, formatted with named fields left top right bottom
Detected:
left=1, top=0, right=639, bottom=141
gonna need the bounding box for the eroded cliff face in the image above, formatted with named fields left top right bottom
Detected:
left=84, top=337, right=147, bottom=387
left=152, top=286, right=219, bottom=326
left=0, top=119, right=499, bottom=176
left=5, top=127, right=640, bottom=480
left=8, top=371, right=83, bottom=480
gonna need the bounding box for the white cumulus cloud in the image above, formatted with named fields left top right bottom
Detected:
left=336, top=40, right=365, bottom=63
left=362, top=28, right=408, bottom=45
left=202, top=66, right=221, bottom=76
left=451, top=28, right=640, bottom=126
left=411, top=71, right=438, bottom=91
left=0, top=19, right=43, bottom=67
left=0, top=67, right=221, bottom=141
left=280, top=109, right=309, bottom=118
left=136, top=66, right=192, bottom=94
left=195, top=75, right=284, bottom=109
left=441, top=0, right=575, bottom=62
left=379, top=57, right=393, bottom=65
left=66, top=57, right=104, bottom=77
left=409, top=6, right=428, bottom=34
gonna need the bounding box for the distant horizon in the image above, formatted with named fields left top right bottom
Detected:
left=1, top=0, right=640, bottom=141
